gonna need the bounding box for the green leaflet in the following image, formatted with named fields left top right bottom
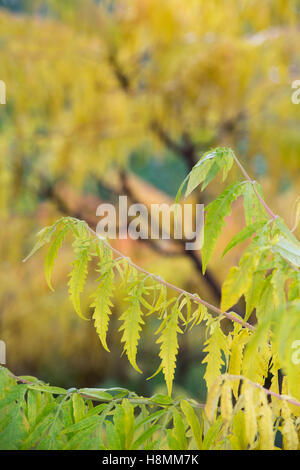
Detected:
left=243, top=271, right=284, bottom=384
left=274, top=300, right=300, bottom=363
left=121, top=399, right=135, bottom=450
left=202, top=182, right=244, bottom=273
left=276, top=303, right=300, bottom=403
left=269, top=265, right=287, bottom=320
left=185, top=159, right=214, bottom=197
left=202, top=416, right=223, bottom=450
left=201, top=159, right=224, bottom=191
left=0, top=368, right=16, bottom=398
left=189, top=303, right=208, bottom=330
left=242, top=182, right=268, bottom=225
left=68, top=236, right=92, bottom=320
left=26, top=389, right=40, bottom=428
left=64, top=423, right=104, bottom=450
left=69, top=425, right=105, bottom=449
left=0, top=403, right=28, bottom=449
left=228, top=327, right=251, bottom=397
left=275, top=217, right=300, bottom=244
left=221, top=150, right=234, bottom=181
left=166, top=429, right=181, bottom=450
left=22, top=224, right=58, bottom=262
left=27, top=384, right=67, bottom=395
left=21, top=404, right=58, bottom=449
left=132, top=424, right=160, bottom=450
left=105, top=400, right=135, bottom=450
left=44, top=224, right=69, bottom=290
left=203, top=322, right=228, bottom=391
left=156, top=304, right=183, bottom=396
left=172, top=409, right=188, bottom=450
left=62, top=402, right=111, bottom=451
left=134, top=409, right=165, bottom=430
left=256, top=272, right=285, bottom=324
left=62, top=415, right=102, bottom=435
left=150, top=394, right=173, bottom=406
left=174, top=174, right=189, bottom=205
left=119, top=282, right=145, bottom=373
left=72, top=393, right=86, bottom=423
left=221, top=250, right=261, bottom=312
left=272, top=236, right=300, bottom=268
left=105, top=420, right=122, bottom=450
left=180, top=400, right=202, bottom=450
left=222, top=221, right=266, bottom=257
left=36, top=416, right=65, bottom=450
left=91, top=249, right=115, bottom=352
left=229, top=410, right=249, bottom=450
left=242, top=323, right=271, bottom=385
left=0, top=383, right=27, bottom=409
left=245, top=270, right=266, bottom=321
left=63, top=400, right=110, bottom=450
left=79, top=388, right=112, bottom=401
left=182, top=147, right=235, bottom=199
left=288, top=273, right=300, bottom=301
left=0, top=383, right=28, bottom=449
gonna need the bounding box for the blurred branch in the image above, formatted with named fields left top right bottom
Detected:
left=39, top=170, right=222, bottom=301
left=108, top=51, right=199, bottom=171
left=108, top=52, right=131, bottom=92
left=150, top=122, right=197, bottom=171
left=120, top=170, right=222, bottom=301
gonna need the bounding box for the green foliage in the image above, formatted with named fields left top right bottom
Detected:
left=119, top=275, right=145, bottom=374
left=156, top=301, right=183, bottom=396
left=22, top=149, right=300, bottom=400
left=201, top=182, right=244, bottom=273
left=6, top=147, right=298, bottom=449
left=1, top=0, right=300, bottom=450
left=1, top=366, right=299, bottom=450
left=91, top=245, right=115, bottom=352
left=203, top=321, right=228, bottom=391
left=0, top=367, right=209, bottom=450
left=44, top=224, right=69, bottom=291
left=68, top=235, right=93, bottom=320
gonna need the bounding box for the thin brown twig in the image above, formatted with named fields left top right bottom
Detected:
left=88, top=225, right=255, bottom=331
left=85, top=149, right=283, bottom=331
left=225, top=374, right=300, bottom=408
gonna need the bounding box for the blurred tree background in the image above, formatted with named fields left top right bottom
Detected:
left=0, top=0, right=299, bottom=402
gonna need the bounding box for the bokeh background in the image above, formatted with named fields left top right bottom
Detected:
left=0, top=0, right=299, bottom=402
